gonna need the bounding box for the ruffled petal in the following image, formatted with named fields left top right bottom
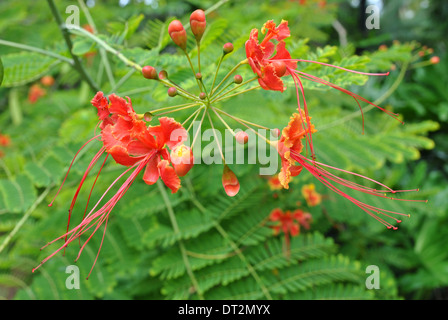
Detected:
left=158, top=159, right=181, bottom=193
left=142, top=155, right=160, bottom=185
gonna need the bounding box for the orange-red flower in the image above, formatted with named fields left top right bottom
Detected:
left=268, top=174, right=283, bottom=190
left=270, top=208, right=312, bottom=238
left=245, top=20, right=297, bottom=92
left=302, top=183, right=322, bottom=206
left=28, top=84, right=46, bottom=104
left=276, top=111, right=316, bottom=189
left=276, top=111, right=420, bottom=229
left=0, top=133, right=10, bottom=147
left=34, top=92, right=192, bottom=278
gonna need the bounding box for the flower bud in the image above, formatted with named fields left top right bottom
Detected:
left=40, top=75, right=55, bottom=87
left=235, top=131, right=248, bottom=145
left=168, top=20, right=187, bottom=50
left=223, top=42, right=234, bottom=55
left=222, top=165, right=240, bottom=197
left=158, top=70, right=168, bottom=80
left=199, top=92, right=206, bottom=100
left=195, top=72, right=202, bottom=80
left=233, top=75, right=243, bottom=84
left=272, top=128, right=281, bottom=138
left=142, top=66, right=158, bottom=80
left=168, top=87, right=178, bottom=97
left=430, top=56, right=440, bottom=64
left=190, top=9, right=206, bottom=42
left=170, top=145, right=194, bottom=177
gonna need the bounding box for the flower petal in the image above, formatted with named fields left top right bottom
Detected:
left=158, top=159, right=181, bottom=193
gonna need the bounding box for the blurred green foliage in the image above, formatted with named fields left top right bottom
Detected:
left=0, top=0, right=446, bottom=300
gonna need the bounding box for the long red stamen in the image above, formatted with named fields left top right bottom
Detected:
left=78, top=153, right=109, bottom=247
left=48, top=135, right=101, bottom=207
left=277, top=59, right=390, bottom=77
left=33, top=152, right=155, bottom=274
left=63, top=147, right=106, bottom=254
left=290, top=150, right=422, bottom=229
left=294, top=70, right=402, bottom=123
left=288, top=67, right=316, bottom=159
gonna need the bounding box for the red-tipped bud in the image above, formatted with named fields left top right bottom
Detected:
left=168, top=87, right=178, bottom=97
left=430, top=56, right=440, bottom=64
left=195, top=72, right=202, bottom=79
left=168, top=20, right=187, bottom=50
left=144, top=112, right=153, bottom=122
left=159, top=70, right=168, bottom=80
left=272, top=61, right=286, bottom=77
left=199, top=92, right=206, bottom=100
left=170, top=145, right=194, bottom=177
left=190, top=9, right=206, bottom=42
left=223, top=42, right=234, bottom=55
left=142, top=66, right=158, bottom=79
left=272, top=128, right=281, bottom=138
left=235, top=131, right=248, bottom=145
left=222, top=165, right=240, bottom=197
left=233, top=75, right=243, bottom=84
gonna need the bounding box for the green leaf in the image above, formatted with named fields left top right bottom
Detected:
left=1, top=52, right=59, bottom=87
left=72, top=38, right=95, bottom=56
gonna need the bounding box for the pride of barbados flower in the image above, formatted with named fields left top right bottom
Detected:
left=274, top=111, right=425, bottom=230
left=33, top=92, right=192, bottom=278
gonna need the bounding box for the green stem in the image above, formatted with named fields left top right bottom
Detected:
left=47, top=0, right=99, bottom=92
left=206, top=111, right=225, bottom=162
left=0, top=39, right=73, bottom=65
left=213, top=85, right=261, bottom=103
left=197, top=42, right=201, bottom=74
left=212, top=76, right=258, bottom=102
left=77, top=0, right=116, bottom=88
left=210, top=55, right=224, bottom=95
left=214, top=223, right=273, bottom=300
left=158, top=78, right=199, bottom=101
left=183, top=50, right=203, bottom=92
left=150, top=102, right=201, bottom=114
left=156, top=181, right=204, bottom=300
left=184, top=106, right=204, bottom=128
left=211, top=60, right=246, bottom=96
left=154, top=103, right=201, bottom=117
left=65, top=24, right=142, bottom=72
left=0, top=186, right=52, bottom=254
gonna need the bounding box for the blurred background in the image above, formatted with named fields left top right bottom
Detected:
left=0, top=0, right=447, bottom=300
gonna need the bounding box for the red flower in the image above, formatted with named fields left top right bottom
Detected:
left=276, top=110, right=316, bottom=189
left=302, top=183, right=322, bottom=207
left=270, top=208, right=311, bottom=237
left=268, top=174, right=283, bottom=191
left=270, top=207, right=312, bottom=255
left=28, top=84, right=46, bottom=104
left=33, top=92, right=191, bottom=278
left=276, top=112, right=422, bottom=230
left=127, top=116, right=187, bottom=193
left=245, top=20, right=297, bottom=92
left=0, top=133, right=10, bottom=147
